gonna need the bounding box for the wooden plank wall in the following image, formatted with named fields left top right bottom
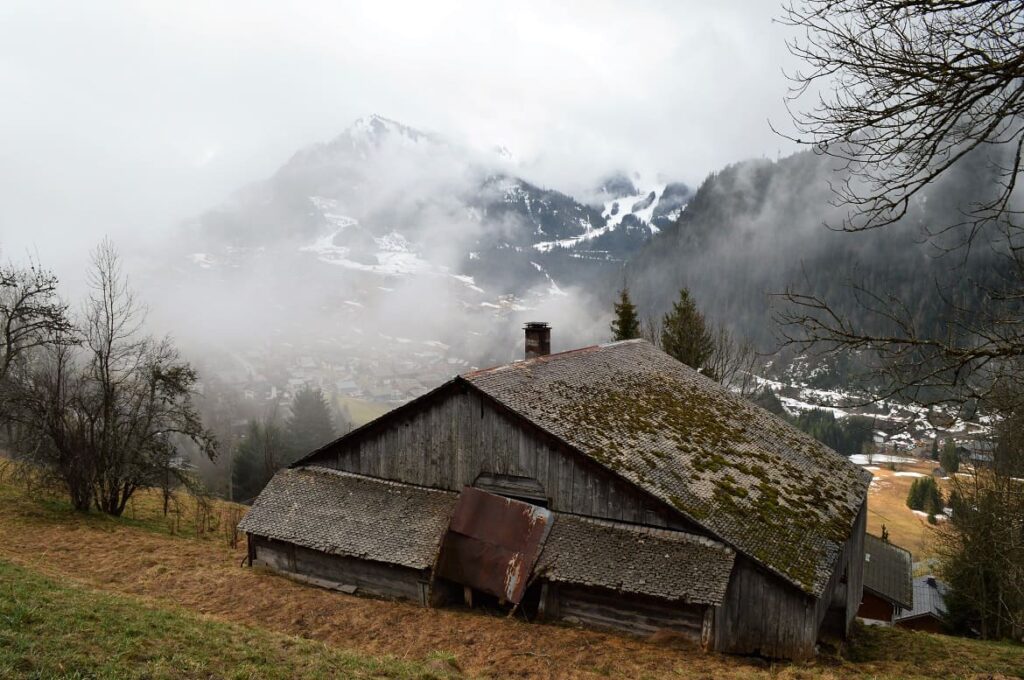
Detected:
left=251, top=536, right=428, bottom=603
left=713, top=501, right=868, bottom=659
left=309, top=388, right=699, bottom=530
left=549, top=584, right=706, bottom=639
left=813, top=500, right=867, bottom=637
left=712, top=555, right=818, bottom=659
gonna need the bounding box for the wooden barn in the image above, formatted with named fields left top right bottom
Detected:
left=239, top=325, right=871, bottom=659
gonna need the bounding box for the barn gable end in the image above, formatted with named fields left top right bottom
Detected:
left=300, top=383, right=697, bottom=530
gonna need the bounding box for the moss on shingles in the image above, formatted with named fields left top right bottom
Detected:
left=540, top=370, right=867, bottom=594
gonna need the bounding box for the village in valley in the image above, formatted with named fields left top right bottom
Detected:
left=1, top=2, right=1023, bottom=679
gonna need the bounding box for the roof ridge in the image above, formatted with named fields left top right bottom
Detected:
left=462, top=339, right=655, bottom=379
left=597, top=338, right=647, bottom=348
left=461, top=344, right=604, bottom=378
left=299, top=465, right=459, bottom=496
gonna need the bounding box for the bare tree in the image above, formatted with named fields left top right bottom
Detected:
left=0, top=260, right=73, bottom=408
left=776, top=1, right=1024, bottom=406
left=706, top=325, right=760, bottom=397
left=779, top=4, right=1024, bottom=640
left=642, top=313, right=662, bottom=348
left=11, top=240, right=216, bottom=515
left=84, top=241, right=216, bottom=515
left=8, top=337, right=95, bottom=510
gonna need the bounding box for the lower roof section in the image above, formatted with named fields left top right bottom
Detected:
left=536, top=514, right=735, bottom=605
left=238, top=466, right=456, bottom=570
left=239, top=466, right=735, bottom=605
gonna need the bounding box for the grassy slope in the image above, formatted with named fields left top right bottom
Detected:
left=864, top=459, right=947, bottom=562
left=0, top=463, right=1022, bottom=679
left=0, top=560, right=460, bottom=680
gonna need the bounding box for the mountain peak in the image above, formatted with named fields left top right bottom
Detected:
left=345, top=114, right=436, bottom=146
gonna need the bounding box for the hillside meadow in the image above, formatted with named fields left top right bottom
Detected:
left=0, top=459, right=1020, bottom=679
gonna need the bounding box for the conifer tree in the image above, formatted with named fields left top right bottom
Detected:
left=941, top=438, right=960, bottom=474
left=931, top=437, right=940, bottom=461
left=610, top=286, right=641, bottom=341
left=660, top=287, right=715, bottom=374
left=285, top=385, right=336, bottom=458
left=231, top=417, right=287, bottom=503
left=906, top=477, right=944, bottom=514
left=906, top=478, right=924, bottom=511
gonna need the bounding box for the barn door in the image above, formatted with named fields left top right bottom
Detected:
left=432, top=486, right=553, bottom=604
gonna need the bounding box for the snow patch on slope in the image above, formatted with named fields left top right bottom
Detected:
left=532, top=181, right=668, bottom=252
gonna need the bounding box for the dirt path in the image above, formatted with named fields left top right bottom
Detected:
left=0, top=494, right=792, bottom=679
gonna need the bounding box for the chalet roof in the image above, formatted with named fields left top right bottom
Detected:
left=241, top=467, right=735, bottom=603
left=862, top=534, right=913, bottom=609
left=238, top=467, right=456, bottom=570
left=895, top=575, right=948, bottom=624
left=463, top=339, right=871, bottom=596
left=535, top=514, right=735, bottom=605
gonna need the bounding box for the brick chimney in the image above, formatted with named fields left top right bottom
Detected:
left=524, top=322, right=551, bottom=359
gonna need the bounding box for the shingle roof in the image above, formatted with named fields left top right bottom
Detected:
left=863, top=534, right=913, bottom=609
left=463, top=339, right=871, bottom=596
left=238, top=467, right=456, bottom=569
left=535, top=514, right=735, bottom=605
left=895, top=576, right=948, bottom=623
left=241, top=468, right=735, bottom=604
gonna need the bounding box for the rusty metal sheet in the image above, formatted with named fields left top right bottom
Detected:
left=434, top=486, right=552, bottom=604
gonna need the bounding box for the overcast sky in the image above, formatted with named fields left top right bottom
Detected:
left=0, top=0, right=801, bottom=271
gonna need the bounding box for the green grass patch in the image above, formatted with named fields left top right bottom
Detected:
left=841, top=622, right=1024, bottom=679
left=0, top=560, right=459, bottom=679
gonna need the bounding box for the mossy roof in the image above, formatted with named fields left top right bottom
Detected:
left=535, top=514, right=734, bottom=604
left=463, top=339, right=871, bottom=596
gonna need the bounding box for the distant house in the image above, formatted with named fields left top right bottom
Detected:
left=857, top=534, right=913, bottom=624
left=956, top=440, right=995, bottom=468
left=239, top=325, right=871, bottom=660
left=895, top=576, right=949, bottom=633
left=334, top=379, right=360, bottom=396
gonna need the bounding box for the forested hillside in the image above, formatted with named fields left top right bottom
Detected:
left=624, top=149, right=1007, bottom=380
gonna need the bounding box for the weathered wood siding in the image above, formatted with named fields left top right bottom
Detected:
left=307, top=387, right=699, bottom=530
left=713, top=500, right=868, bottom=659
left=814, top=500, right=867, bottom=638
left=712, top=555, right=818, bottom=659
left=546, top=584, right=707, bottom=638
left=250, top=535, right=428, bottom=603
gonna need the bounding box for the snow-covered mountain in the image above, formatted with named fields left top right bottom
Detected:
left=178, top=115, right=690, bottom=309
left=147, top=116, right=691, bottom=402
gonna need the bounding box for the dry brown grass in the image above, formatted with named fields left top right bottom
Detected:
left=0, top=463, right=1019, bottom=678
left=0, top=474, right=792, bottom=679
left=863, top=459, right=950, bottom=563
